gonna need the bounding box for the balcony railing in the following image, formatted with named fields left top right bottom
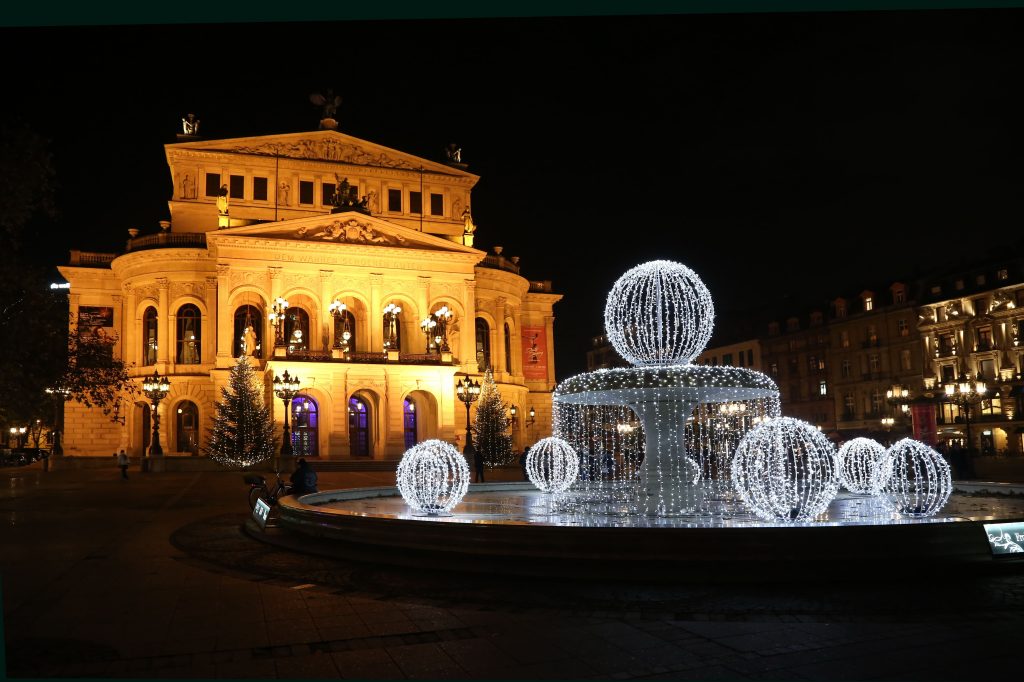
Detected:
left=68, top=250, right=117, bottom=268
left=125, top=232, right=207, bottom=253
left=280, top=349, right=453, bottom=365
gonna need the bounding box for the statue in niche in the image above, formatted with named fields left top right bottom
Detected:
left=367, top=190, right=379, bottom=213
left=241, top=326, right=258, bottom=357
left=452, top=198, right=462, bottom=221
left=180, top=173, right=197, bottom=199
left=181, top=113, right=200, bottom=136
left=216, top=184, right=229, bottom=216
left=278, top=182, right=290, bottom=205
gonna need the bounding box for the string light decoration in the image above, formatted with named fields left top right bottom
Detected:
left=396, top=439, right=470, bottom=515
left=526, top=436, right=580, bottom=493
left=878, top=438, right=952, bottom=518
left=206, top=356, right=276, bottom=467
left=731, top=417, right=839, bottom=522
left=603, top=260, right=715, bottom=366
left=837, top=437, right=889, bottom=495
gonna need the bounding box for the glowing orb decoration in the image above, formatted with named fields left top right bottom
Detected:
left=396, top=439, right=470, bottom=515
left=731, top=417, right=839, bottom=522
left=879, top=439, right=952, bottom=518
left=527, top=436, right=580, bottom=493
left=837, top=438, right=889, bottom=495
left=603, top=260, right=715, bottom=366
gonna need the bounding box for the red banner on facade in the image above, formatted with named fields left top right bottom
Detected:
left=911, top=402, right=938, bottom=446
left=521, top=326, right=548, bottom=381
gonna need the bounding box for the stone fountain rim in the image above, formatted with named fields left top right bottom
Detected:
left=554, top=364, right=779, bottom=404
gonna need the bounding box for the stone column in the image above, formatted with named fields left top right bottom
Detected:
left=369, top=273, right=384, bottom=352
left=110, top=293, right=124, bottom=363
left=121, top=283, right=135, bottom=366
left=494, top=296, right=507, bottom=376
left=215, top=265, right=232, bottom=367
left=157, top=278, right=170, bottom=366
left=417, top=276, right=430, bottom=352
left=205, top=276, right=219, bottom=365
left=320, top=269, right=333, bottom=351
left=544, top=314, right=556, bottom=391
left=462, top=279, right=477, bottom=373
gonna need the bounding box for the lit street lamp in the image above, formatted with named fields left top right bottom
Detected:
left=944, top=371, right=988, bottom=475
left=328, top=299, right=351, bottom=352
left=45, top=386, right=70, bottom=456
left=273, top=370, right=301, bottom=457
left=455, top=376, right=481, bottom=455
left=142, top=370, right=171, bottom=456
left=268, top=297, right=290, bottom=348
left=383, top=302, right=402, bottom=351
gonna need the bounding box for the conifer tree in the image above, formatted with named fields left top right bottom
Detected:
left=206, top=356, right=276, bottom=467
left=474, top=368, right=513, bottom=466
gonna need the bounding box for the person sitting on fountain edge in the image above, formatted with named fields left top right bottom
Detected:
left=290, top=458, right=318, bottom=496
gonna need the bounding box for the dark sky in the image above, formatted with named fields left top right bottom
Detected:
left=4, top=10, right=1024, bottom=379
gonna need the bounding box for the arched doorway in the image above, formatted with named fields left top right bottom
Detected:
left=292, top=395, right=319, bottom=457
left=403, top=397, right=418, bottom=449
left=285, top=307, right=310, bottom=351
left=349, top=396, right=371, bottom=457
left=142, top=307, right=158, bottom=366
left=175, top=400, right=199, bottom=454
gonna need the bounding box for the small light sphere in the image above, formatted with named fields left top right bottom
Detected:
left=603, top=260, right=715, bottom=366
left=396, top=439, right=470, bottom=514
left=527, top=436, right=580, bottom=493
left=837, top=438, right=889, bottom=494
left=731, top=417, right=839, bottom=522
left=879, top=438, right=952, bottom=517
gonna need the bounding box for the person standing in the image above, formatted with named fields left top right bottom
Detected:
left=520, top=446, right=530, bottom=482
left=468, top=443, right=484, bottom=483
left=117, top=450, right=129, bottom=480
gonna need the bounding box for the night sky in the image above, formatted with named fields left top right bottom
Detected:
left=5, top=9, right=1024, bottom=379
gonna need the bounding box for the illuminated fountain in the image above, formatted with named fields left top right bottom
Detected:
left=553, top=260, right=780, bottom=516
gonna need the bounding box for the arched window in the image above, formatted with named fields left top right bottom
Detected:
left=349, top=396, right=371, bottom=457
left=291, top=395, right=318, bottom=457
left=175, top=400, right=199, bottom=454
left=383, top=308, right=402, bottom=351
left=475, top=318, right=490, bottom=371
left=334, top=309, right=356, bottom=351
left=285, top=307, right=310, bottom=351
left=404, top=398, right=418, bottom=449
left=142, top=306, right=158, bottom=365
left=233, top=305, right=263, bottom=358
left=176, top=304, right=201, bottom=364
left=504, top=323, right=512, bottom=373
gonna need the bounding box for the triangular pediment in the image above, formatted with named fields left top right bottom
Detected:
left=168, top=130, right=477, bottom=178
left=207, top=212, right=484, bottom=255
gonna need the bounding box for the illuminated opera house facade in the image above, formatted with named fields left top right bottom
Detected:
left=57, top=127, right=562, bottom=460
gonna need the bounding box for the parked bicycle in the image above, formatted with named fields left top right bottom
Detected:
left=245, top=471, right=291, bottom=510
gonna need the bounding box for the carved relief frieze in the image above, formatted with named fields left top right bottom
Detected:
left=170, top=281, right=206, bottom=301
left=135, top=285, right=158, bottom=302
left=295, top=219, right=408, bottom=246
left=226, top=139, right=420, bottom=169
left=229, top=270, right=265, bottom=290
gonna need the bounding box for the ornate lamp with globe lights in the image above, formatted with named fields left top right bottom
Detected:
left=273, top=370, right=301, bottom=457
left=268, top=297, right=289, bottom=354
left=328, top=299, right=351, bottom=354
left=383, top=302, right=402, bottom=351
left=142, top=370, right=171, bottom=455
left=455, top=376, right=481, bottom=454
left=943, top=371, right=988, bottom=467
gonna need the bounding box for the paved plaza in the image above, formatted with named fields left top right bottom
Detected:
left=3, top=459, right=1024, bottom=680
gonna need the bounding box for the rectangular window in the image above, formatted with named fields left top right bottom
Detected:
left=229, top=174, right=244, bottom=200
left=867, top=325, right=878, bottom=344
left=430, top=193, right=444, bottom=216
left=980, top=358, right=996, bottom=380
left=747, top=349, right=754, bottom=366
left=978, top=327, right=992, bottom=350
left=409, top=191, right=422, bottom=214
left=894, top=289, right=906, bottom=304
left=841, top=360, right=851, bottom=378
left=253, top=177, right=268, bottom=201
left=898, top=319, right=908, bottom=337
left=840, top=331, right=849, bottom=348
left=977, top=274, right=987, bottom=286
left=998, top=269, right=1009, bottom=280
left=770, top=362, right=778, bottom=377
left=844, top=393, right=856, bottom=415
left=871, top=391, right=883, bottom=415
left=864, top=297, right=873, bottom=311
left=722, top=353, right=733, bottom=366
left=299, top=181, right=314, bottom=205
left=322, top=182, right=335, bottom=206
left=941, top=365, right=955, bottom=383
left=869, top=354, right=881, bottom=372
left=205, top=172, right=221, bottom=196
left=738, top=352, right=746, bottom=367
left=900, top=349, right=912, bottom=371
left=931, top=285, right=942, bottom=295
left=819, top=380, right=827, bottom=396
left=388, top=188, right=402, bottom=212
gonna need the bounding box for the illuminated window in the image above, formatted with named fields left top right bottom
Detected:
left=430, top=193, right=444, bottom=216
left=900, top=349, right=912, bottom=371
left=142, top=307, right=158, bottom=366
left=292, top=396, right=319, bottom=457
left=819, top=380, right=827, bottom=396
left=898, top=319, right=908, bottom=336
left=233, top=305, right=262, bottom=358
left=404, top=398, right=418, bottom=449
left=840, top=330, right=849, bottom=348
left=475, top=318, right=491, bottom=371
left=349, top=396, right=370, bottom=457
left=864, top=297, right=873, bottom=311
left=175, top=401, right=199, bottom=454
left=176, top=304, right=201, bottom=365
left=299, top=181, right=314, bottom=205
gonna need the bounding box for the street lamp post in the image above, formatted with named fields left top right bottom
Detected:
left=420, top=316, right=437, bottom=353
left=433, top=305, right=452, bottom=353
left=383, top=303, right=402, bottom=351
left=142, top=370, right=171, bottom=456
left=268, top=297, right=289, bottom=350
left=273, top=370, right=301, bottom=457
left=944, top=371, right=988, bottom=476
left=45, top=387, right=70, bottom=456
left=328, top=299, right=351, bottom=353
left=455, top=376, right=481, bottom=455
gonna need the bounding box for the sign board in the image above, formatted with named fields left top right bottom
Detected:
left=521, top=326, right=548, bottom=381
left=252, top=498, right=271, bottom=530
left=983, top=522, right=1024, bottom=557
left=911, top=402, right=938, bottom=446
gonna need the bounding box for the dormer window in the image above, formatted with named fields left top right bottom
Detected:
left=835, top=299, right=847, bottom=319
left=864, top=296, right=873, bottom=312
left=891, top=283, right=906, bottom=305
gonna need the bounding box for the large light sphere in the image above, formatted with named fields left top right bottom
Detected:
left=396, top=439, right=470, bottom=515
left=731, top=417, right=839, bottom=522
left=837, top=438, right=890, bottom=495
left=879, top=439, right=952, bottom=518
left=603, top=260, right=715, bottom=366
left=527, top=437, right=580, bottom=493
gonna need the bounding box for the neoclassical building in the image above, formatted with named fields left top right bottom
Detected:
left=58, top=128, right=562, bottom=460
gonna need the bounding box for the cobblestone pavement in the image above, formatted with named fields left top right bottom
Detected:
left=2, top=462, right=1023, bottom=679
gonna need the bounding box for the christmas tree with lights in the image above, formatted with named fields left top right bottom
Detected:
left=206, top=355, right=276, bottom=467
left=474, top=368, right=514, bottom=466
